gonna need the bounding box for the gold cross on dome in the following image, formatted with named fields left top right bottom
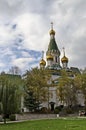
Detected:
left=63, top=47, right=65, bottom=56
left=51, top=22, right=53, bottom=30
left=42, top=51, right=44, bottom=59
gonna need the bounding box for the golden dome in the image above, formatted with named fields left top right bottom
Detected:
left=61, top=56, right=68, bottom=63
left=46, top=53, right=53, bottom=60
left=49, top=29, right=55, bottom=35
left=40, top=59, right=46, bottom=66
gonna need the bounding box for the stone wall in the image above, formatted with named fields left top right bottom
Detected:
left=16, top=114, right=57, bottom=121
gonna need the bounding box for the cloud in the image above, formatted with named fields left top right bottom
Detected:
left=0, top=0, right=86, bottom=73
left=11, top=57, right=33, bottom=69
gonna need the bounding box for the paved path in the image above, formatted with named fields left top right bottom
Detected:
left=0, top=116, right=86, bottom=124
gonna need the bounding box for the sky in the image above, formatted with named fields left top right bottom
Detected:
left=0, top=0, right=86, bottom=74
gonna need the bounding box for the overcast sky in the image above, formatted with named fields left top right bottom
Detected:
left=0, top=0, right=86, bottom=73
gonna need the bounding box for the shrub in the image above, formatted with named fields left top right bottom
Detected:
left=0, top=115, right=3, bottom=122
left=40, top=107, right=48, bottom=113
left=54, top=108, right=60, bottom=114
left=9, top=114, right=16, bottom=121
left=54, top=106, right=63, bottom=114
left=66, top=107, right=73, bottom=114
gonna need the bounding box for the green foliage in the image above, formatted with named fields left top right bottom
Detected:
left=57, top=70, right=78, bottom=106
left=24, top=67, right=51, bottom=111
left=40, top=107, right=48, bottom=113
left=9, top=114, right=16, bottom=121
left=54, top=108, right=60, bottom=114
left=24, top=91, right=40, bottom=112
left=74, top=69, right=86, bottom=109
left=65, top=107, right=73, bottom=114
left=54, top=106, right=63, bottom=114
left=0, top=102, right=2, bottom=114
left=0, top=73, right=22, bottom=123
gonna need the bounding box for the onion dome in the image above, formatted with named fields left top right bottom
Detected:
left=61, top=47, right=68, bottom=63
left=61, top=55, right=68, bottom=63
left=49, top=29, right=55, bottom=35
left=40, top=51, right=46, bottom=66
left=46, top=53, right=53, bottom=60
left=40, top=59, right=46, bottom=66
left=49, top=22, right=55, bottom=35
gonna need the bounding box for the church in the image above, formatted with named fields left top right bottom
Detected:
left=39, top=23, right=83, bottom=110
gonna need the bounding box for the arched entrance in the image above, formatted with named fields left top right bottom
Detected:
left=49, top=102, right=55, bottom=111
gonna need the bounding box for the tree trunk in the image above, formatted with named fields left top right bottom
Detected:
left=84, top=98, right=86, bottom=111
left=3, top=115, right=6, bottom=124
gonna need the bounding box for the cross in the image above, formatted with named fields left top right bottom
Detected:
left=42, top=51, right=44, bottom=59
left=63, top=47, right=65, bottom=56
left=51, top=22, right=53, bottom=30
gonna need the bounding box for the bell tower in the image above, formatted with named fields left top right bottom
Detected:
left=46, top=23, right=61, bottom=69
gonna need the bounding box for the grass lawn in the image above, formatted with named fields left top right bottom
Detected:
left=0, top=118, right=86, bottom=130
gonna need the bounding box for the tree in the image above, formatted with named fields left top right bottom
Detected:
left=81, top=73, right=86, bottom=110
left=57, top=70, right=78, bottom=106
left=8, top=66, right=21, bottom=75
left=24, top=67, right=50, bottom=111
left=75, top=69, right=86, bottom=110
left=24, top=91, right=38, bottom=112
left=0, top=73, right=22, bottom=124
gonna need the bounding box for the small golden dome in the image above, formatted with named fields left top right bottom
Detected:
left=46, top=53, right=53, bottom=60
left=40, top=59, right=46, bottom=66
left=61, top=56, right=68, bottom=63
left=49, top=29, right=55, bottom=35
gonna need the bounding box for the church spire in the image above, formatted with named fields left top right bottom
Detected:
left=48, top=23, right=59, bottom=52
left=46, top=23, right=61, bottom=69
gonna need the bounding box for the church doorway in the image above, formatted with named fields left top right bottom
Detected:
left=49, top=102, right=55, bottom=111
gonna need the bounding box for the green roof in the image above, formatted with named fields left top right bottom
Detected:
left=48, top=38, right=58, bottom=51
left=46, top=64, right=62, bottom=70
left=47, top=38, right=60, bottom=55
left=70, top=67, right=80, bottom=74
